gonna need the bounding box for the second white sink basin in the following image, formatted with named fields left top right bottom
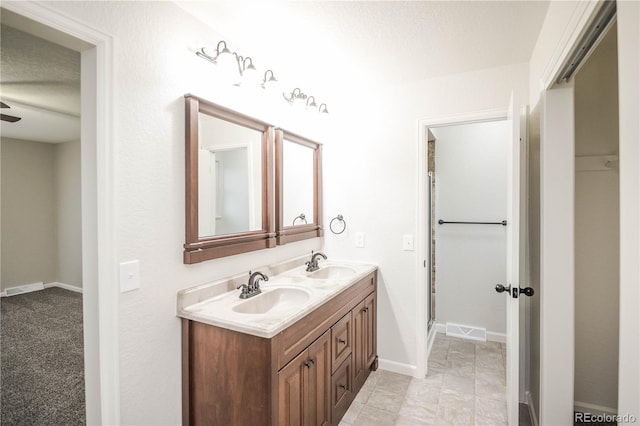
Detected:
left=232, top=287, right=311, bottom=315
left=307, top=266, right=357, bottom=280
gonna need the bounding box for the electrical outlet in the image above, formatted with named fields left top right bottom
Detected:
left=355, top=232, right=365, bottom=248
left=119, top=260, right=140, bottom=292
left=402, top=235, right=414, bottom=251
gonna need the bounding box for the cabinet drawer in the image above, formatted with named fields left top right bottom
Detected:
left=331, top=356, right=353, bottom=425
left=331, top=312, right=352, bottom=373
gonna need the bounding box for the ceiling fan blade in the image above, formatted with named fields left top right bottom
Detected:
left=1, top=113, right=22, bottom=122
left=1, top=101, right=10, bottom=109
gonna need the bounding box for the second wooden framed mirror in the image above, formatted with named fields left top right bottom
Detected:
left=275, top=129, right=323, bottom=244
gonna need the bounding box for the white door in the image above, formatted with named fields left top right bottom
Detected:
left=505, top=92, right=523, bottom=425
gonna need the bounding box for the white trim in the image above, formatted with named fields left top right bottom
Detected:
left=526, top=391, right=539, bottom=426
left=574, top=401, right=618, bottom=417
left=416, top=109, right=509, bottom=380
left=1, top=2, right=119, bottom=425
left=377, top=358, right=418, bottom=378
left=540, top=1, right=602, bottom=89
left=44, top=282, right=83, bottom=293
left=539, top=85, right=575, bottom=426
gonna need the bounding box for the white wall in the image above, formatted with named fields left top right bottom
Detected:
left=324, top=62, right=529, bottom=373
left=1, top=138, right=82, bottom=290
left=431, top=121, right=507, bottom=335
left=32, top=2, right=325, bottom=424
left=55, top=139, right=82, bottom=288
left=1, top=138, right=57, bottom=289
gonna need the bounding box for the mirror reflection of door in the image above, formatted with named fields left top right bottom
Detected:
left=198, top=113, right=262, bottom=238
left=282, top=140, right=314, bottom=226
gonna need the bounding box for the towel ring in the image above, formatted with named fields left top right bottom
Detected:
left=329, top=214, right=346, bottom=234
left=293, top=213, right=307, bottom=226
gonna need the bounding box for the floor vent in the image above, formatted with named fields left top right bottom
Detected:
left=445, top=322, right=487, bottom=342
left=2, top=282, right=44, bottom=297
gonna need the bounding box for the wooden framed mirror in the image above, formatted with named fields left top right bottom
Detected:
left=275, top=129, right=323, bottom=245
left=184, top=94, right=275, bottom=263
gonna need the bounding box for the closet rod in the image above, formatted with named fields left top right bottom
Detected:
left=438, top=220, right=507, bottom=226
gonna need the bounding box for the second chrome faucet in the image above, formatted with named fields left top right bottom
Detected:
left=305, top=251, right=327, bottom=272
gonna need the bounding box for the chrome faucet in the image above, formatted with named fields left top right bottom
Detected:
left=237, top=271, right=268, bottom=299
left=305, top=252, right=327, bottom=272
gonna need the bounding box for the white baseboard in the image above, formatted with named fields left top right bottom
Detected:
left=574, top=400, right=618, bottom=416
left=1, top=281, right=83, bottom=297
left=526, top=391, right=539, bottom=426
left=1, top=281, right=44, bottom=297
left=377, top=358, right=418, bottom=378
left=434, top=322, right=505, bottom=343
left=487, top=331, right=506, bottom=343
left=44, top=282, right=83, bottom=293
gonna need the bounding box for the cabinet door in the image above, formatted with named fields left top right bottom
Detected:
left=307, top=331, right=331, bottom=426
left=278, top=349, right=307, bottom=426
left=352, top=299, right=367, bottom=390
left=364, top=292, right=377, bottom=367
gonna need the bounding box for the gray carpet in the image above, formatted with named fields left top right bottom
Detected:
left=1, top=287, right=85, bottom=425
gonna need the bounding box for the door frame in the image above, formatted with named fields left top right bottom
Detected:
left=415, top=108, right=508, bottom=379
left=2, top=2, right=119, bottom=424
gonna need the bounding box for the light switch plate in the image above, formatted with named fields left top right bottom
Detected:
left=119, top=260, right=140, bottom=293
left=402, top=235, right=414, bottom=251
left=355, top=232, right=365, bottom=248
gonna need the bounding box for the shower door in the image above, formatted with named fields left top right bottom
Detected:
left=427, top=171, right=434, bottom=331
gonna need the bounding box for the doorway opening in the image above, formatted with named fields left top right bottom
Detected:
left=426, top=119, right=509, bottom=344
left=0, top=4, right=118, bottom=424
left=573, top=19, right=619, bottom=420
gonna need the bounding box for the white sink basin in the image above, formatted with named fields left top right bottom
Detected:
left=232, top=287, right=311, bottom=315
left=307, top=266, right=357, bottom=280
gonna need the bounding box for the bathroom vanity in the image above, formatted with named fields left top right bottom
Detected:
left=178, top=258, right=378, bottom=426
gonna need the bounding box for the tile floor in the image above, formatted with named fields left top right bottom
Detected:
left=339, top=333, right=507, bottom=425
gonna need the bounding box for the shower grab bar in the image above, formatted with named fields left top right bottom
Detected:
left=438, top=219, right=507, bottom=226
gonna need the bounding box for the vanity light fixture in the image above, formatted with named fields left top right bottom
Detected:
left=283, top=88, right=307, bottom=107
left=195, top=43, right=329, bottom=114
left=306, top=96, right=318, bottom=110
left=197, top=40, right=241, bottom=83
left=283, top=88, right=329, bottom=114
left=196, top=40, right=234, bottom=66
left=240, top=57, right=260, bottom=86
left=261, top=69, right=278, bottom=90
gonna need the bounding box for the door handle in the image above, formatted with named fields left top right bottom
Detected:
left=495, top=284, right=535, bottom=298
left=519, top=287, right=535, bottom=297
left=495, top=284, right=511, bottom=294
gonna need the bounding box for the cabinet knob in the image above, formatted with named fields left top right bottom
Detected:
left=339, top=384, right=347, bottom=390
left=362, top=307, right=369, bottom=313
left=305, top=358, right=316, bottom=368
left=338, top=339, right=346, bottom=344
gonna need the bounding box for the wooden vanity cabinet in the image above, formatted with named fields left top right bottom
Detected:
left=182, top=270, right=377, bottom=426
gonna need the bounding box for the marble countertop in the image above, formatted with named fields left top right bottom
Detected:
left=177, top=256, right=377, bottom=338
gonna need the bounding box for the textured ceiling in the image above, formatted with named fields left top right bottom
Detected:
left=176, top=1, right=550, bottom=94
left=0, top=23, right=80, bottom=143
